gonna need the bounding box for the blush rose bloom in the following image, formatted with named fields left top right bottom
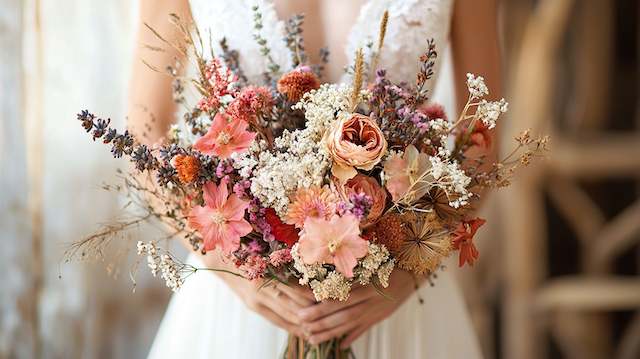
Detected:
left=345, top=174, right=387, bottom=224
left=325, top=113, right=387, bottom=183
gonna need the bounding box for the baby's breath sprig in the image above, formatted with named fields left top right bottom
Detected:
left=251, top=5, right=281, bottom=84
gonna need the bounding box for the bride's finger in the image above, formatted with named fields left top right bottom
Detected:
left=256, top=303, right=304, bottom=337
left=308, top=319, right=359, bottom=345
left=277, top=283, right=316, bottom=306
left=298, top=288, right=374, bottom=322
left=304, top=301, right=367, bottom=334
left=260, top=294, right=304, bottom=324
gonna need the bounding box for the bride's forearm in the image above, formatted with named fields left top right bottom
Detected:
left=128, top=0, right=192, bottom=144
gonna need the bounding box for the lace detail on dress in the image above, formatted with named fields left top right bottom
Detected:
left=344, top=0, right=453, bottom=86
left=189, top=0, right=453, bottom=90
left=188, top=0, right=293, bottom=84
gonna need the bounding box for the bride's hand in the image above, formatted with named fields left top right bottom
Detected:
left=220, top=273, right=316, bottom=337
left=298, top=269, right=420, bottom=348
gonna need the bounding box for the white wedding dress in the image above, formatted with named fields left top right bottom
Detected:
left=148, top=0, right=483, bottom=358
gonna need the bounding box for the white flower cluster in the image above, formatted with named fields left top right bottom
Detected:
left=429, top=156, right=473, bottom=208
left=249, top=84, right=356, bottom=215
left=466, top=73, right=489, bottom=98
left=354, top=243, right=395, bottom=287
left=310, top=271, right=352, bottom=301
left=476, top=98, right=508, bottom=129
left=291, top=242, right=395, bottom=301
left=230, top=141, right=262, bottom=178
left=250, top=138, right=331, bottom=215
left=137, top=241, right=183, bottom=292
left=292, top=83, right=354, bottom=136
left=291, top=243, right=328, bottom=286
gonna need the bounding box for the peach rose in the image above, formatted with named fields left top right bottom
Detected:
left=345, top=174, right=387, bottom=224
left=325, top=113, right=387, bottom=183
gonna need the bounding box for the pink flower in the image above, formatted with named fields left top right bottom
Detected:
left=325, top=113, right=387, bottom=183
left=239, top=255, right=268, bottom=280
left=193, top=113, right=256, bottom=159
left=226, top=86, right=274, bottom=124
left=269, top=248, right=293, bottom=267
left=298, top=214, right=369, bottom=278
left=383, top=144, right=431, bottom=203
left=188, top=180, right=253, bottom=254
left=285, top=186, right=338, bottom=228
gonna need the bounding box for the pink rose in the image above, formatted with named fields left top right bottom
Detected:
left=325, top=113, right=387, bottom=183
left=345, top=174, right=387, bottom=224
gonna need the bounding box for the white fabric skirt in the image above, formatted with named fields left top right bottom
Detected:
left=148, top=254, right=482, bottom=359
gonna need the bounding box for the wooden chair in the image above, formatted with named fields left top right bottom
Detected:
left=501, top=0, right=640, bottom=358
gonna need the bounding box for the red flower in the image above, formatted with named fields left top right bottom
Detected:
left=264, top=208, right=300, bottom=247
left=452, top=218, right=486, bottom=267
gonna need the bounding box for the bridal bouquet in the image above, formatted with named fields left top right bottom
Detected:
left=70, top=8, right=548, bottom=358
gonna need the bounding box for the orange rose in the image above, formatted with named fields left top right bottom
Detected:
left=325, top=113, right=387, bottom=183
left=345, top=174, right=387, bottom=224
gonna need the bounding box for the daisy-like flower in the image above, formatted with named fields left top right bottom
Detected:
left=452, top=218, right=486, bottom=267
left=285, top=185, right=338, bottom=228
left=188, top=179, right=253, bottom=254
left=396, top=213, right=452, bottom=275
left=298, top=214, right=369, bottom=278
left=193, top=113, right=256, bottom=159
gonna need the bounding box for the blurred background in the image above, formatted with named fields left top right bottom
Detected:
left=1, top=0, right=638, bottom=358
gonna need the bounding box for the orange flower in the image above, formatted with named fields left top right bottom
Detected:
left=277, top=67, right=320, bottom=103
left=285, top=186, right=338, bottom=228
left=345, top=174, right=386, bottom=224
left=325, top=113, right=387, bottom=183
left=452, top=218, right=486, bottom=267
left=174, top=155, right=200, bottom=184
left=369, top=213, right=406, bottom=254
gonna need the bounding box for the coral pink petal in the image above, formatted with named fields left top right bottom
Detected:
left=202, top=181, right=227, bottom=208
left=210, top=113, right=228, bottom=133
left=332, top=250, right=358, bottom=278
left=202, top=224, right=224, bottom=252
left=298, top=217, right=331, bottom=264
left=221, top=195, right=250, bottom=221
left=193, top=131, right=217, bottom=155
left=228, top=219, right=253, bottom=238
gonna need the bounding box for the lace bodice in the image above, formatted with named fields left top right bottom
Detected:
left=188, top=0, right=453, bottom=88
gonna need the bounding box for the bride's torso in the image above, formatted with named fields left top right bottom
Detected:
left=188, top=0, right=454, bottom=86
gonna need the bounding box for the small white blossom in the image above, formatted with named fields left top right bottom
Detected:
left=137, top=241, right=184, bottom=292
left=466, top=73, right=489, bottom=98
left=476, top=98, right=508, bottom=129
left=310, top=272, right=352, bottom=301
